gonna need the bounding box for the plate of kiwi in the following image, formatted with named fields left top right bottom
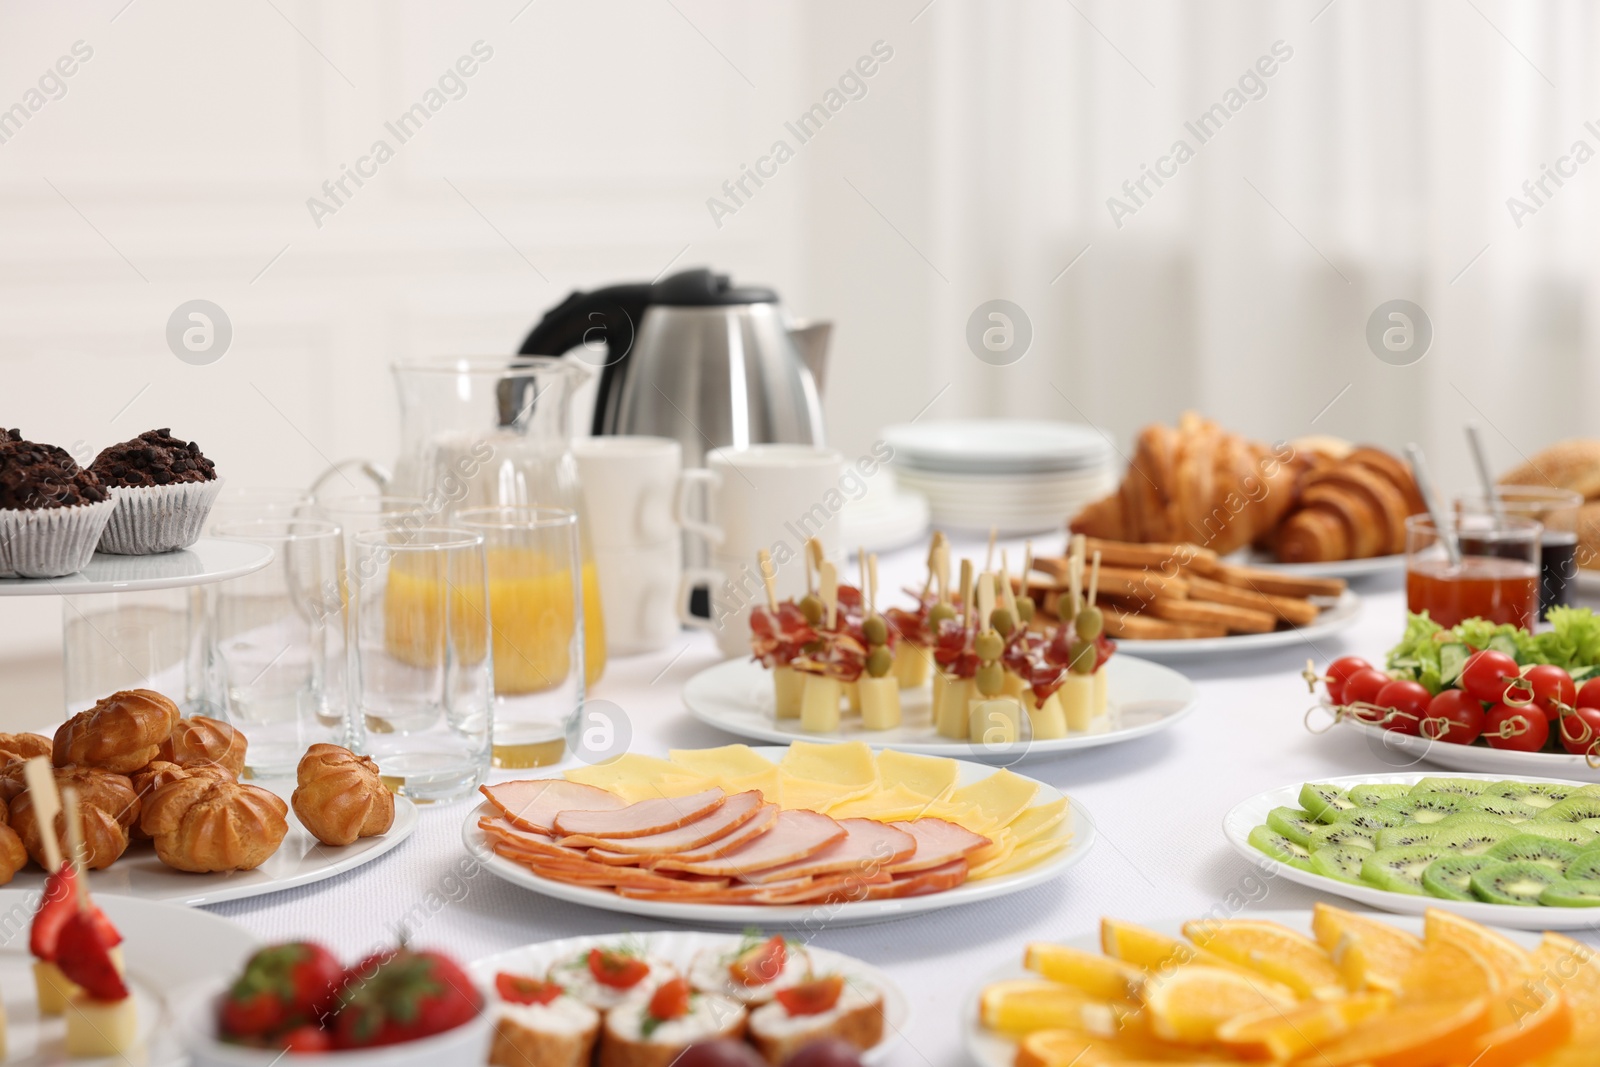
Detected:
left=1224, top=771, right=1600, bottom=930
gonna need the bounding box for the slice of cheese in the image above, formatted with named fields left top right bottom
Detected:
left=826, top=784, right=936, bottom=821
left=668, top=744, right=775, bottom=779
left=965, top=827, right=1015, bottom=871
left=970, top=834, right=1071, bottom=880
left=875, top=750, right=959, bottom=802
left=1007, top=798, right=1069, bottom=846
left=776, top=772, right=875, bottom=813
left=566, top=755, right=712, bottom=802
left=779, top=741, right=879, bottom=790
left=950, top=769, right=1039, bottom=834
left=720, top=766, right=782, bottom=804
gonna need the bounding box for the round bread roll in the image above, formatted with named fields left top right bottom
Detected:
left=1500, top=440, right=1600, bottom=501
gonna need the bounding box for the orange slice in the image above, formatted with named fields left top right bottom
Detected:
left=1425, top=908, right=1532, bottom=985
left=1181, top=918, right=1343, bottom=1000
left=1216, top=991, right=1391, bottom=1060
left=1527, top=934, right=1600, bottom=1066
left=1302, top=995, right=1491, bottom=1067
left=1311, top=902, right=1423, bottom=992
left=978, top=979, right=1114, bottom=1036
left=1101, top=918, right=1299, bottom=1002
left=1140, top=964, right=1296, bottom=1045
left=1422, top=909, right=1570, bottom=1067
left=1013, top=1027, right=1230, bottom=1066
left=1400, top=938, right=1498, bottom=1004
left=1025, top=943, right=1144, bottom=1001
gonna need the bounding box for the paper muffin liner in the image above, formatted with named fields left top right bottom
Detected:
left=0, top=498, right=116, bottom=578
left=98, top=478, right=223, bottom=555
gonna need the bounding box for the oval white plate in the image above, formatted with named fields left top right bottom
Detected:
left=1223, top=770, right=1600, bottom=930
left=0, top=539, right=274, bottom=596
left=6, top=782, right=418, bottom=906
left=465, top=746, right=1092, bottom=927
left=1337, top=716, right=1600, bottom=783
left=1113, top=590, right=1362, bottom=660
left=0, top=889, right=257, bottom=1066
left=1239, top=548, right=1406, bottom=581
left=471, top=930, right=907, bottom=1065
left=959, top=909, right=1538, bottom=1067
left=683, top=655, right=1197, bottom=761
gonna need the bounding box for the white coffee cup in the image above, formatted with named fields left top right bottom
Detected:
left=675, top=444, right=846, bottom=657
left=593, top=541, right=682, bottom=655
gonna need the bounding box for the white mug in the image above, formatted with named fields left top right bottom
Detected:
left=675, top=444, right=846, bottom=657
left=594, top=541, right=682, bottom=655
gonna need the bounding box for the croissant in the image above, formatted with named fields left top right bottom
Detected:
left=140, top=777, right=288, bottom=873
left=11, top=767, right=140, bottom=870
left=54, top=689, right=180, bottom=774
left=1272, top=505, right=1352, bottom=564
left=0, top=733, right=53, bottom=767
left=1302, top=464, right=1410, bottom=556
left=291, top=744, right=394, bottom=847
left=159, top=715, right=247, bottom=777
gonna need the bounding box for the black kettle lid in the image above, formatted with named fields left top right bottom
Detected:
left=653, top=268, right=777, bottom=306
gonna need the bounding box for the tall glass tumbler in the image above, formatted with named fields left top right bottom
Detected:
left=348, top=526, right=493, bottom=800
left=1456, top=487, right=1584, bottom=619
left=455, top=507, right=585, bottom=769
left=209, top=518, right=346, bottom=777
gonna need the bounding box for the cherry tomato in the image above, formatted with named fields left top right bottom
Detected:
left=1341, top=668, right=1392, bottom=713
left=1485, top=702, right=1551, bottom=752
left=1577, top=677, right=1600, bottom=711
left=1374, top=679, right=1431, bottom=735
left=1420, top=689, right=1484, bottom=745
left=588, top=948, right=649, bottom=989
left=1558, top=707, right=1600, bottom=757
left=1324, top=656, right=1374, bottom=705
left=1460, top=650, right=1522, bottom=705
left=1525, top=664, right=1576, bottom=720
left=648, top=977, right=692, bottom=1021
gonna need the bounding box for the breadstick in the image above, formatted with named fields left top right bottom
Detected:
left=1212, top=561, right=1346, bottom=599
left=1186, top=574, right=1320, bottom=627
left=1146, top=597, right=1278, bottom=634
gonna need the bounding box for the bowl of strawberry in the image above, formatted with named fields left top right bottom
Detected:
left=185, top=941, right=489, bottom=1064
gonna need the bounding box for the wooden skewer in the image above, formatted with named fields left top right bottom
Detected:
left=977, top=572, right=996, bottom=634
left=958, top=558, right=974, bottom=627
left=62, top=786, right=88, bottom=908
left=867, top=554, right=881, bottom=618
left=1088, top=549, right=1103, bottom=607
left=985, top=526, right=998, bottom=573
left=859, top=545, right=870, bottom=615
left=820, top=560, right=839, bottom=631
left=999, top=551, right=1019, bottom=620
left=920, top=532, right=944, bottom=599
left=803, top=540, right=817, bottom=595
left=1069, top=554, right=1084, bottom=620
left=23, top=757, right=62, bottom=873
left=757, top=549, right=779, bottom=613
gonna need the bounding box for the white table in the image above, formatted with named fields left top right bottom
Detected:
left=206, top=535, right=1580, bottom=1065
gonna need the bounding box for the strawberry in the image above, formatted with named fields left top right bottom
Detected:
left=648, top=977, right=691, bottom=1021
left=55, top=909, right=128, bottom=1001
left=280, top=1024, right=334, bottom=1052
left=774, top=975, right=843, bottom=1017
left=495, top=973, right=563, bottom=1006
left=333, top=948, right=481, bottom=1048
left=588, top=947, right=650, bottom=989
left=30, top=865, right=120, bottom=961
left=218, top=942, right=344, bottom=1042
left=728, top=935, right=787, bottom=986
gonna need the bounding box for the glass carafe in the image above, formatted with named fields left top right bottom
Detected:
left=388, top=358, right=606, bottom=691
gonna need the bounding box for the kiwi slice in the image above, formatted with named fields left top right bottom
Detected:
left=1349, top=783, right=1412, bottom=807
left=1266, top=807, right=1321, bottom=847
left=1310, top=844, right=1370, bottom=884
left=1300, top=783, right=1357, bottom=823
left=1485, top=834, right=1582, bottom=873
left=1563, top=851, right=1600, bottom=882
left=1581, top=818, right=1600, bottom=834
left=1536, top=796, right=1600, bottom=824
left=1376, top=825, right=1442, bottom=850
left=1331, top=806, right=1408, bottom=831
left=1308, top=822, right=1378, bottom=852
left=1516, top=822, right=1598, bottom=847
left=1471, top=860, right=1562, bottom=906
left=1412, top=776, right=1492, bottom=797
left=1361, top=845, right=1447, bottom=895
left=1539, top=878, right=1600, bottom=907
left=1249, top=824, right=1312, bottom=870
left=1378, top=792, right=1468, bottom=825
left=1430, top=820, right=1518, bottom=856
left=1484, top=781, right=1580, bottom=810
left=1423, top=855, right=1500, bottom=901
left=1463, top=795, right=1539, bottom=823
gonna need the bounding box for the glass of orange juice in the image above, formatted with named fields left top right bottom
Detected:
left=456, top=506, right=586, bottom=769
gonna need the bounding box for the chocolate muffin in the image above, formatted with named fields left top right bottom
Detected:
left=91, top=428, right=223, bottom=555
left=0, top=429, right=116, bottom=578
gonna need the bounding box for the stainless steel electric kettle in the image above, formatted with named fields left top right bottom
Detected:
left=518, top=268, right=830, bottom=465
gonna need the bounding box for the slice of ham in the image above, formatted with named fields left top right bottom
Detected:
left=516, top=854, right=731, bottom=892
left=616, top=876, right=816, bottom=906
left=478, top=816, right=591, bottom=861
left=887, top=818, right=991, bottom=873
left=753, top=869, right=893, bottom=905
left=653, top=809, right=845, bottom=877
left=558, top=790, right=764, bottom=854
left=481, top=780, right=623, bottom=834
left=552, top=788, right=726, bottom=839
left=738, top=819, right=917, bottom=885
left=864, top=858, right=971, bottom=899
left=588, top=803, right=780, bottom=867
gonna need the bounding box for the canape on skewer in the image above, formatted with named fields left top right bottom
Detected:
left=968, top=572, right=1025, bottom=746
left=857, top=553, right=901, bottom=731
left=933, top=555, right=978, bottom=740
left=747, top=550, right=816, bottom=720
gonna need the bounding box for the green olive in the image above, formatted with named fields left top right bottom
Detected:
left=928, top=603, right=956, bottom=628
left=1016, top=596, right=1035, bottom=624
left=862, top=616, right=888, bottom=647
left=1069, top=638, right=1097, bottom=675
left=799, top=595, right=825, bottom=626
left=976, top=661, right=1005, bottom=697
left=1075, top=606, right=1104, bottom=641
left=801, top=639, right=827, bottom=656
left=975, top=630, right=1005, bottom=662
left=990, top=608, right=1015, bottom=638
left=867, top=645, right=894, bottom=678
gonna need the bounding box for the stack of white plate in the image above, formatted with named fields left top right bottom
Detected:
left=881, top=419, right=1116, bottom=534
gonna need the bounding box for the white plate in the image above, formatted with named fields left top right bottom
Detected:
left=683, top=655, right=1197, bottom=761
left=0, top=539, right=274, bottom=597
left=841, top=489, right=931, bottom=555
left=470, top=930, right=908, bottom=1064
left=465, top=746, right=1092, bottom=927
left=6, top=782, right=418, bottom=906
left=959, top=909, right=1539, bottom=1067
left=1336, top=716, right=1600, bottom=782
left=1239, top=548, right=1406, bottom=580
left=0, top=889, right=257, bottom=1066
left=1223, top=770, right=1600, bottom=930
left=1113, top=590, right=1362, bottom=660
left=883, top=420, right=1113, bottom=474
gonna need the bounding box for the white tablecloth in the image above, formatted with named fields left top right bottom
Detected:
left=206, top=534, right=1584, bottom=1065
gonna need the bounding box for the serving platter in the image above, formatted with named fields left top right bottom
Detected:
left=470, top=930, right=908, bottom=1065
left=1239, top=548, right=1405, bottom=581
left=1113, top=590, right=1362, bottom=660
left=0, top=890, right=257, bottom=1066
left=464, top=746, right=1092, bottom=927
left=1223, top=770, right=1600, bottom=930
left=0, top=539, right=274, bottom=596
left=7, top=781, right=418, bottom=907
left=683, top=655, right=1197, bottom=761
left=1337, top=715, right=1600, bottom=783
